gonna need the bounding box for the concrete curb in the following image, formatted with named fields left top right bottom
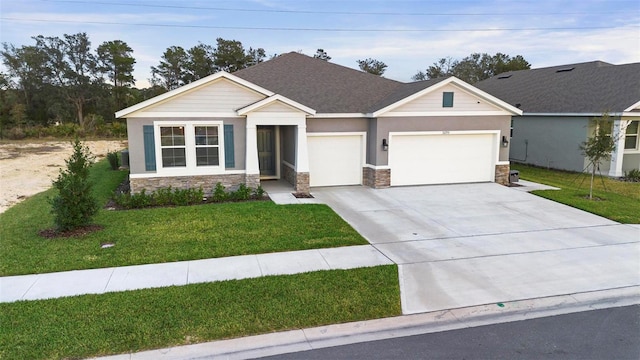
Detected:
left=92, top=286, right=640, bottom=360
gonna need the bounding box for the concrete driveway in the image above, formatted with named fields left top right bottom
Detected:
left=312, top=183, right=640, bottom=314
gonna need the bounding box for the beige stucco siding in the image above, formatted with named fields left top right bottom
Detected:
left=146, top=79, right=266, bottom=113
left=390, top=84, right=502, bottom=114
left=373, top=115, right=511, bottom=166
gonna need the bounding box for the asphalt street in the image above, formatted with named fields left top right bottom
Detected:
left=259, top=305, right=640, bottom=360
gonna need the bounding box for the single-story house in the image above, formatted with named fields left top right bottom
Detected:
left=116, top=52, right=522, bottom=195
left=476, top=61, right=640, bottom=177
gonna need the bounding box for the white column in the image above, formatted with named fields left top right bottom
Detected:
left=295, top=124, right=309, bottom=172
left=608, top=119, right=625, bottom=177
left=245, top=118, right=260, bottom=175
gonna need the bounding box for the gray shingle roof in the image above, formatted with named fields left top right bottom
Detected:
left=234, top=52, right=432, bottom=114
left=475, top=61, right=640, bottom=114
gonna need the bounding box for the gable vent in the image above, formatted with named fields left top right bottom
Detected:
left=555, top=67, right=575, bottom=73
left=498, top=74, right=512, bottom=79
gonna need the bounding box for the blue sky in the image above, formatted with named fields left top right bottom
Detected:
left=1, top=0, right=639, bottom=87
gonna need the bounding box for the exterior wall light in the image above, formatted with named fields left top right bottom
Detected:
left=382, top=138, right=389, bottom=151
left=502, top=135, right=509, bottom=147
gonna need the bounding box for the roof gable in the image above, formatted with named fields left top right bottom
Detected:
left=476, top=61, right=640, bottom=114
left=374, top=77, right=522, bottom=116
left=115, top=72, right=273, bottom=118
left=237, top=94, right=316, bottom=115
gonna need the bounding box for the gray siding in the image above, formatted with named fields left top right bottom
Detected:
left=280, top=125, right=296, bottom=165
left=127, top=118, right=155, bottom=174
left=306, top=118, right=369, bottom=133
left=510, top=116, right=589, bottom=172
left=623, top=153, right=640, bottom=173
left=374, top=115, right=511, bottom=166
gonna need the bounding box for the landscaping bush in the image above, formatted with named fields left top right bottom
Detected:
left=212, top=182, right=227, bottom=202
left=230, top=183, right=252, bottom=201
left=624, top=169, right=640, bottom=182
left=106, top=151, right=120, bottom=170
left=253, top=185, right=266, bottom=199
left=113, top=187, right=204, bottom=209
left=49, top=138, right=99, bottom=231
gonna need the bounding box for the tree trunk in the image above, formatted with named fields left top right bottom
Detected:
left=589, top=163, right=595, bottom=200
left=75, top=98, right=84, bottom=129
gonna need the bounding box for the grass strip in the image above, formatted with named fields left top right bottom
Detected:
left=512, top=163, right=640, bottom=223
left=0, top=161, right=367, bottom=276
left=0, top=265, right=400, bottom=360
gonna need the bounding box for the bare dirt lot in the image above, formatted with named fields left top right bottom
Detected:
left=0, top=140, right=127, bottom=213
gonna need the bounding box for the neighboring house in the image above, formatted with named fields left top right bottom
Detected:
left=476, top=61, right=640, bottom=177
left=116, top=52, right=521, bottom=195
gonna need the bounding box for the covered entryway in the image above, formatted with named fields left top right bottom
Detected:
left=307, top=133, right=365, bottom=187
left=257, top=126, right=277, bottom=178
left=389, top=131, right=497, bottom=186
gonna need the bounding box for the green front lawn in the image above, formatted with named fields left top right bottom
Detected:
left=0, top=265, right=401, bottom=360
left=512, top=163, right=640, bottom=223
left=0, top=160, right=367, bottom=276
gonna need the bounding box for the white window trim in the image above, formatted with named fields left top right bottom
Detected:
left=623, top=120, right=640, bottom=153
left=153, top=120, right=225, bottom=176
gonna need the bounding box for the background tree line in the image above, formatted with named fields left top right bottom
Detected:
left=0, top=32, right=530, bottom=139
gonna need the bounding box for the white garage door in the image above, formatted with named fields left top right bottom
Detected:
left=308, top=134, right=364, bottom=187
left=389, top=133, right=496, bottom=186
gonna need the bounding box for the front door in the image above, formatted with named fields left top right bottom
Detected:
left=257, top=126, right=276, bottom=177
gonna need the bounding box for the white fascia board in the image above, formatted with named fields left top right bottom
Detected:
left=622, top=112, right=640, bottom=118
left=624, top=100, right=640, bottom=112
left=378, top=111, right=511, bottom=117
left=115, top=71, right=275, bottom=118
left=124, top=112, right=240, bottom=118
left=525, top=112, right=624, bottom=117
left=310, top=113, right=368, bottom=118
left=372, top=77, right=523, bottom=117
left=237, top=94, right=316, bottom=115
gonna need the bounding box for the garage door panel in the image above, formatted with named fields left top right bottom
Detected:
left=390, top=134, right=495, bottom=186
left=308, top=135, right=363, bottom=187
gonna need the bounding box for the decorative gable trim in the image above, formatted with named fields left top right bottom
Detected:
left=115, top=72, right=275, bottom=118
left=372, top=77, right=523, bottom=117
left=624, top=100, right=640, bottom=113
left=237, top=94, right=316, bottom=115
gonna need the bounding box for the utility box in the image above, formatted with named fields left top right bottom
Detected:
left=120, top=150, right=130, bottom=169
left=509, top=170, right=519, bottom=183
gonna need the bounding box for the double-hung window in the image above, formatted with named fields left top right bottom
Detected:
left=160, top=126, right=186, bottom=167
left=195, top=126, right=220, bottom=166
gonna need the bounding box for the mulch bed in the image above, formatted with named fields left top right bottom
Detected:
left=292, top=192, right=314, bottom=199
left=39, top=224, right=104, bottom=239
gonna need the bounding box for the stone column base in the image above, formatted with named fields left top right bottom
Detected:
left=495, top=164, right=510, bottom=185
left=363, top=167, right=391, bottom=188
left=295, top=172, right=310, bottom=194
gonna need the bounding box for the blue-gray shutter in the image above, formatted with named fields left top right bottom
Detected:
left=143, top=125, right=156, bottom=171
left=443, top=92, right=454, bottom=107
left=224, top=124, right=235, bottom=168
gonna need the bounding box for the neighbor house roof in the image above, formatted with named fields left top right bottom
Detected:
left=234, top=52, right=415, bottom=114
left=475, top=61, right=640, bottom=114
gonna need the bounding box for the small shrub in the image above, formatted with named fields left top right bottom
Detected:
left=153, top=187, right=174, bottom=206
left=49, top=138, right=99, bottom=231
left=114, top=189, right=153, bottom=209
left=624, top=169, right=640, bottom=182
left=253, top=185, right=266, bottom=199
left=106, top=151, right=120, bottom=170
left=212, top=182, right=227, bottom=202
left=230, top=183, right=252, bottom=201
left=172, top=187, right=204, bottom=206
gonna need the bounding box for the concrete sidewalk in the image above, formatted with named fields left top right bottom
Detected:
left=0, top=245, right=392, bottom=303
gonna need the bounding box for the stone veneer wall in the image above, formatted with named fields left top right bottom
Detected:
left=282, top=163, right=296, bottom=187
left=363, top=167, right=391, bottom=188
left=494, top=164, right=510, bottom=185
left=130, top=174, right=256, bottom=195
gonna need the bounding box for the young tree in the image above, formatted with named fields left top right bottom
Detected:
left=50, top=138, right=99, bottom=232
left=357, top=58, right=388, bottom=76
left=580, top=114, right=617, bottom=200
left=313, top=48, right=331, bottom=61
left=97, top=40, right=136, bottom=110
